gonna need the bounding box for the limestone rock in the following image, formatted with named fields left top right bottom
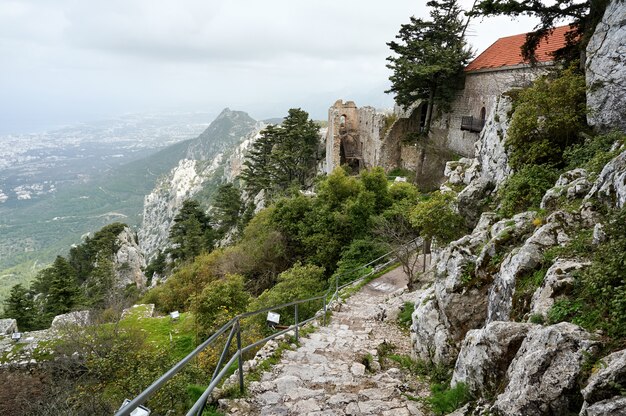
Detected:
left=592, top=223, right=607, bottom=245
left=492, top=322, right=598, bottom=415
left=529, top=259, right=590, bottom=319
left=411, top=213, right=497, bottom=365
left=586, top=0, right=626, bottom=132
left=451, top=321, right=536, bottom=396
left=0, top=319, right=18, bottom=335
left=541, top=168, right=592, bottom=210
left=444, top=158, right=480, bottom=186
left=580, top=349, right=626, bottom=415
left=585, top=150, right=626, bottom=208
left=456, top=179, right=494, bottom=228
left=473, top=97, right=512, bottom=187
left=114, top=227, right=147, bottom=289
left=487, top=210, right=575, bottom=323
left=51, top=310, right=91, bottom=329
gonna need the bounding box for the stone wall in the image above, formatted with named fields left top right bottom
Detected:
left=440, top=66, right=548, bottom=157
left=325, top=100, right=387, bottom=173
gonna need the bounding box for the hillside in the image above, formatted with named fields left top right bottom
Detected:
left=0, top=109, right=260, bottom=301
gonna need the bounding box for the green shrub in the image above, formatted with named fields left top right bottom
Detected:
left=564, top=131, right=626, bottom=173
left=410, top=191, right=466, bottom=244
left=506, top=67, right=587, bottom=169
left=398, top=302, right=415, bottom=329
left=427, top=382, right=472, bottom=415
left=332, top=239, right=387, bottom=285
left=497, top=165, right=559, bottom=218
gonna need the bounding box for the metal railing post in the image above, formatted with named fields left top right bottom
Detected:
left=236, top=320, right=244, bottom=394
left=294, top=303, right=299, bottom=342
left=323, top=296, right=327, bottom=326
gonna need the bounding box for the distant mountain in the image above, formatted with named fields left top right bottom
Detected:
left=0, top=109, right=261, bottom=302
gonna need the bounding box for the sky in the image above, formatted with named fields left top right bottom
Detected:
left=0, top=0, right=540, bottom=134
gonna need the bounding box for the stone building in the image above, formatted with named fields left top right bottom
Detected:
left=325, top=26, right=570, bottom=189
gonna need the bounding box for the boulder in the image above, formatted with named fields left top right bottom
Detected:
left=451, top=321, right=536, bottom=397
left=580, top=349, right=626, bottom=415
left=456, top=179, right=494, bottom=228
left=529, top=259, right=590, bottom=319
left=444, top=158, right=480, bottom=186
left=492, top=322, right=598, bottom=415
left=585, top=150, right=626, bottom=208
left=0, top=319, right=18, bottom=335
left=51, top=310, right=91, bottom=329
left=411, top=287, right=454, bottom=365
left=541, top=168, right=592, bottom=210
left=115, top=227, right=147, bottom=289
left=586, top=0, right=626, bottom=132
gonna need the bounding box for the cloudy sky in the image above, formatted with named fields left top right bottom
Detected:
left=0, top=0, right=540, bottom=133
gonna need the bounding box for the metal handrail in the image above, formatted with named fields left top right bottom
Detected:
left=115, top=238, right=420, bottom=416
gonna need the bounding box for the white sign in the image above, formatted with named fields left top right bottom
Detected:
left=119, top=399, right=151, bottom=416
left=11, top=332, right=21, bottom=341
left=170, top=311, right=180, bottom=320
left=267, top=311, right=280, bottom=324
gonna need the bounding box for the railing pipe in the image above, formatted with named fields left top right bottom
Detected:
left=294, top=304, right=299, bottom=343
left=236, top=320, right=244, bottom=394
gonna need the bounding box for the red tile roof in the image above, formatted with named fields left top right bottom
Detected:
left=465, top=25, right=571, bottom=72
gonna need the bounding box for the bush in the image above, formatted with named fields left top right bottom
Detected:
left=398, top=302, right=415, bottom=329
left=410, top=191, right=465, bottom=244
left=564, top=131, right=626, bottom=173
left=332, top=239, right=388, bottom=285
left=507, top=67, right=587, bottom=169
left=497, top=165, right=559, bottom=218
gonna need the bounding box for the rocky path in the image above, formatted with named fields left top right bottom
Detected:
left=222, top=266, right=429, bottom=416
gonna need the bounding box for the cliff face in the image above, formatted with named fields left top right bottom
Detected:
left=409, top=4, right=626, bottom=413
left=137, top=109, right=263, bottom=261
left=114, top=227, right=147, bottom=289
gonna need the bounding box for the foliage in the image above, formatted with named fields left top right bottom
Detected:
left=2, top=284, right=39, bottom=331
left=564, top=131, right=626, bottom=173
left=472, top=0, right=609, bottom=64
left=497, top=165, right=559, bottom=218
left=427, top=382, right=472, bottom=415
left=212, top=183, right=244, bottom=237
left=548, top=207, right=626, bottom=341
left=193, top=274, right=250, bottom=337
left=410, top=191, right=465, bottom=244
left=241, top=108, right=320, bottom=197
left=506, top=67, right=587, bottom=169
left=168, top=199, right=216, bottom=263
left=398, top=301, right=415, bottom=329
left=332, top=239, right=388, bottom=285
left=250, top=263, right=326, bottom=326
left=386, top=0, right=472, bottom=132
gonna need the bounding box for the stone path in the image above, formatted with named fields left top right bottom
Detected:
left=222, top=266, right=429, bottom=416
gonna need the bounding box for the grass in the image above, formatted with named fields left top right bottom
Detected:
left=398, top=301, right=415, bottom=329
left=115, top=307, right=196, bottom=361
left=427, top=382, right=471, bottom=415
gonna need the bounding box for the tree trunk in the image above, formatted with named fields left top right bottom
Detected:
left=424, top=87, right=436, bottom=135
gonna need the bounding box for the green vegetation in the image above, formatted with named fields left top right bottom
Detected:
left=398, top=301, right=415, bottom=329
left=428, top=382, right=471, bottom=415
left=548, top=207, right=626, bottom=342
left=410, top=191, right=466, bottom=244
left=564, top=131, right=626, bottom=173
left=496, top=165, right=559, bottom=218
left=386, top=0, right=473, bottom=133
left=506, top=67, right=588, bottom=170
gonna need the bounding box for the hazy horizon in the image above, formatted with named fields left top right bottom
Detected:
left=1, top=0, right=543, bottom=135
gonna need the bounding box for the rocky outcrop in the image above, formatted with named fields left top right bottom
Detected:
left=50, top=310, right=91, bottom=329
left=473, top=97, right=512, bottom=187
left=541, top=168, right=592, bottom=210
left=586, top=0, right=626, bottom=132
left=138, top=159, right=211, bottom=260
left=585, top=149, right=626, bottom=208
left=0, top=319, right=18, bottom=335
left=492, top=322, right=598, bottom=415
left=411, top=213, right=497, bottom=364
left=580, top=349, right=626, bottom=416
left=529, top=259, right=590, bottom=320
left=451, top=321, right=536, bottom=396
left=487, top=210, right=575, bottom=323
left=114, top=227, right=147, bottom=289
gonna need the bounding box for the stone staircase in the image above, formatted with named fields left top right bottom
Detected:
left=222, top=267, right=429, bottom=415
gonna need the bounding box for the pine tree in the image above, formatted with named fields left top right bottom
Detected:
left=241, top=125, right=277, bottom=195
left=386, top=0, right=473, bottom=133
left=3, top=284, right=38, bottom=331
left=168, top=200, right=215, bottom=262
left=45, top=256, right=81, bottom=318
